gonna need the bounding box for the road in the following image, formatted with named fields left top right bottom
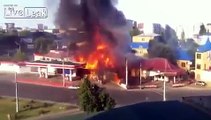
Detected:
left=1, top=73, right=211, bottom=106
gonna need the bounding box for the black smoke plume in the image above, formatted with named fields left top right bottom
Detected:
left=55, top=0, right=134, bottom=67
left=148, top=25, right=179, bottom=65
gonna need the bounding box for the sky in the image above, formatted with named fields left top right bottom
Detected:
left=0, top=0, right=211, bottom=29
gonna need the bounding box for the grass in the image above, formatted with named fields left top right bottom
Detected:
left=0, top=96, right=78, bottom=120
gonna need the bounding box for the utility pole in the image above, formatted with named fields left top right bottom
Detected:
left=163, top=75, right=166, bottom=101
left=62, top=60, right=65, bottom=87
left=15, top=72, right=19, bottom=113
left=163, top=59, right=167, bottom=101
left=125, top=57, right=128, bottom=87
left=140, top=62, right=142, bottom=89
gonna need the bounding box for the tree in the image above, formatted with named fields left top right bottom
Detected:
left=199, top=24, right=207, bottom=35
left=181, top=30, right=185, bottom=41
left=78, top=77, right=116, bottom=114
left=130, top=27, right=142, bottom=37
left=34, top=37, right=54, bottom=54
left=13, top=49, right=26, bottom=61
left=19, top=30, right=31, bottom=37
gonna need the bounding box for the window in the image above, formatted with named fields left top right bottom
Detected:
left=181, top=62, right=186, bottom=67
left=197, top=54, right=201, bottom=59
left=197, top=64, right=201, bottom=69
left=31, top=67, right=38, bottom=72
left=204, top=64, right=206, bottom=69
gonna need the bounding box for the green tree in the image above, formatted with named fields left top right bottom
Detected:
left=181, top=30, right=185, bottom=41
left=130, top=27, right=142, bottom=37
left=78, top=77, right=116, bottom=114
left=199, top=24, right=207, bottom=35
left=19, top=30, right=31, bottom=37
left=13, top=49, right=26, bottom=61
left=34, top=37, right=54, bottom=54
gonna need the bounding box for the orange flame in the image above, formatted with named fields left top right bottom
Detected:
left=76, top=27, right=114, bottom=70
left=113, top=73, right=120, bottom=85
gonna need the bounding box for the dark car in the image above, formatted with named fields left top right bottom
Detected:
left=195, top=81, right=206, bottom=86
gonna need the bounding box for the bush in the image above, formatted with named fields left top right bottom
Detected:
left=38, top=109, right=50, bottom=115
left=13, top=49, right=26, bottom=61
left=29, top=100, right=36, bottom=104
left=43, top=103, right=51, bottom=107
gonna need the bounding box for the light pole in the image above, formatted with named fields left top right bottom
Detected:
left=139, top=62, right=142, bottom=89
left=163, top=59, right=167, bottom=101
left=125, top=57, right=128, bottom=87
left=15, top=72, right=19, bottom=113
left=158, top=70, right=166, bottom=101
left=163, top=75, right=166, bottom=101
left=62, top=60, right=65, bottom=87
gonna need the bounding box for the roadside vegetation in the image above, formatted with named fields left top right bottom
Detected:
left=0, top=96, right=78, bottom=120
left=78, top=77, right=116, bottom=114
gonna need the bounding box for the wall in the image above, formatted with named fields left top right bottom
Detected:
left=132, top=35, right=154, bottom=43
left=200, top=70, right=211, bottom=82
left=0, top=62, right=20, bottom=73
left=0, top=62, right=39, bottom=74
left=195, top=51, right=211, bottom=80
left=177, top=60, right=192, bottom=71
left=34, top=54, right=43, bottom=61
left=133, top=48, right=148, bottom=57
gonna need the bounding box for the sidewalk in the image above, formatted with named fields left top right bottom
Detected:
left=16, top=75, right=81, bottom=89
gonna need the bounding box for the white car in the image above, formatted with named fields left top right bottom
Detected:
left=195, top=81, right=206, bottom=86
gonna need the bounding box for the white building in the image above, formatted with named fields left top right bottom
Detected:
left=137, top=22, right=162, bottom=34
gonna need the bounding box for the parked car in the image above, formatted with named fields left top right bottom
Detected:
left=195, top=81, right=206, bottom=86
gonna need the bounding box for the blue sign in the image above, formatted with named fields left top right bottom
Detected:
left=64, top=69, right=70, bottom=74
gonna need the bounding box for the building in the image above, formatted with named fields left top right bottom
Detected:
left=176, top=48, right=194, bottom=71
left=37, top=24, right=44, bottom=31
left=131, top=33, right=160, bottom=57
left=140, top=58, right=186, bottom=83
left=137, top=22, right=162, bottom=34
left=0, top=50, right=86, bottom=81
left=87, top=101, right=211, bottom=120
left=127, top=19, right=135, bottom=31
left=193, top=35, right=211, bottom=45
left=195, top=39, right=211, bottom=81
left=5, top=23, right=15, bottom=33
left=34, top=50, right=73, bottom=62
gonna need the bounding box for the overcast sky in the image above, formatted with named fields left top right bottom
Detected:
left=0, top=0, right=210, bottom=28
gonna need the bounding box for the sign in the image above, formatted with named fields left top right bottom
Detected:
left=4, top=4, right=48, bottom=19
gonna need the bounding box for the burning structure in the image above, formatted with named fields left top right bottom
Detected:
left=55, top=0, right=140, bottom=84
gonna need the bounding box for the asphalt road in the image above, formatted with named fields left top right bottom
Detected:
left=1, top=74, right=211, bottom=106
left=0, top=81, right=162, bottom=106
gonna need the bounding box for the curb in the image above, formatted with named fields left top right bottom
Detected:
left=16, top=79, right=79, bottom=90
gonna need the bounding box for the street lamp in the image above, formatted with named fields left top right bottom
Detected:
left=139, top=62, right=142, bottom=89
left=158, top=71, right=166, bottom=101
left=15, top=72, right=19, bottom=113
left=163, top=74, right=166, bottom=101
left=62, top=59, right=65, bottom=87
left=125, top=57, right=128, bottom=87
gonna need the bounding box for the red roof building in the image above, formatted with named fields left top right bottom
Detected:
left=34, top=50, right=75, bottom=62
left=141, top=58, right=186, bottom=76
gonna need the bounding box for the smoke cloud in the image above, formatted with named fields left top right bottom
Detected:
left=148, top=25, right=179, bottom=65
left=55, top=0, right=133, bottom=67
